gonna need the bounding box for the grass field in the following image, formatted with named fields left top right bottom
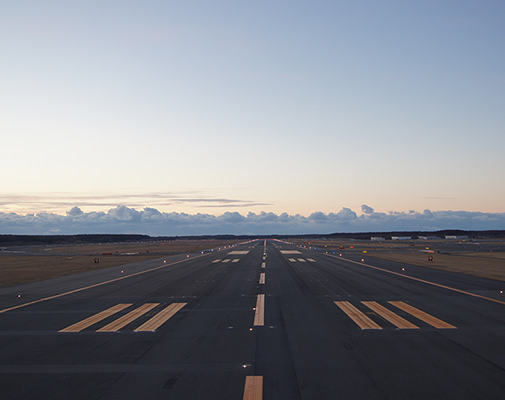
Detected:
left=368, top=251, right=505, bottom=282
left=292, top=238, right=505, bottom=282
left=0, top=239, right=239, bottom=288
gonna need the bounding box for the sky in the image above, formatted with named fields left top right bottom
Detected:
left=1, top=1, right=505, bottom=235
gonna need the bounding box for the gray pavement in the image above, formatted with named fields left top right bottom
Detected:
left=0, top=240, right=505, bottom=399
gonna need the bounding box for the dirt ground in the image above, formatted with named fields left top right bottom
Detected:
left=0, top=239, right=239, bottom=288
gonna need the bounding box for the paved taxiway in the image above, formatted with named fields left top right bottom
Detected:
left=1, top=240, right=505, bottom=399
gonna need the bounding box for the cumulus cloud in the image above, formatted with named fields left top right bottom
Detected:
left=0, top=206, right=504, bottom=236
left=67, top=206, right=83, bottom=216
left=361, top=204, right=374, bottom=214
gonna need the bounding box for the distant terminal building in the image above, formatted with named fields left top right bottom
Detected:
left=370, top=237, right=386, bottom=241
left=391, top=236, right=412, bottom=240
left=445, top=235, right=469, bottom=240
left=418, top=236, right=441, bottom=240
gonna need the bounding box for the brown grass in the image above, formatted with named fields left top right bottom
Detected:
left=368, top=251, right=505, bottom=282
left=0, top=240, right=239, bottom=288
left=292, top=238, right=505, bottom=282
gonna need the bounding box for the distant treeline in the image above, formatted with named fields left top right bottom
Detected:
left=0, top=234, right=151, bottom=246
left=1, top=230, right=505, bottom=246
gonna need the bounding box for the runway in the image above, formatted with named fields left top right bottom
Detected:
left=1, top=239, right=505, bottom=399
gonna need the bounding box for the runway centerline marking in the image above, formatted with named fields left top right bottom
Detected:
left=327, top=254, right=505, bottom=306
left=261, top=262, right=266, bottom=269
left=259, top=273, right=265, bottom=285
left=97, top=303, right=159, bottom=332
left=254, top=294, right=265, bottom=326
left=59, top=304, right=132, bottom=333
left=334, top=301, right=382, bottom=330
left=134, top=303, right=187, bottom=332
left=389, top=301, right=456, bottom=329
left=0, top=253, right=206, bottom=314
left=362, top=301, right=419, bottom=329
left=243, top=375, right=263, bottom=400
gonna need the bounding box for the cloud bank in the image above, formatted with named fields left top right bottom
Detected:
left=1, top=205, right=504, bottom=236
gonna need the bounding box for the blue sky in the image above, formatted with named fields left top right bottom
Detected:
left=1, top=1, right=504, bottom=234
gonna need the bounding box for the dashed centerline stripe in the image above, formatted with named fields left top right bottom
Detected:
left=134, top=303, right=187, bottom=332
left=334, top=301, right=382, bottom=330
left=362, top=301, right=419, bottom=329
left=243, top=376, right=263, bottom=400
left=259, top=273, right=265, bottom=285
left=389, top=301, right=456, bottom=329
left=59, top=304, right=131, bottom=333
left=97, top=303, right=159, bottom=332
left=254, top=294, right=265, bottom=326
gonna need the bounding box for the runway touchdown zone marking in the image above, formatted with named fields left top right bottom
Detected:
left=59, top=303, right=187, bottom=333
left=288, top=258, right=315, bottom=263
left=334, top=301, right=456, bottom=330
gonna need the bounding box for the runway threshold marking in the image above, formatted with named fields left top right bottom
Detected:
left=243, top=375, right=263, bottom=400
left=307, top=258, right=316, bottom=262
left=289, top=258, right=296, bottom=262
left=362, top=301, right=419, bottom=329
left=254, top=294, right=265, bottom=326
left=334, top=301, right=382, bottom=330
left=212, top=259, right=222, bottom=263
left=232, top=259, right=240, bottom=263
left=327, top=254, right=505, bottom=306
left=389, top=301, right=456, bottom=329
left=297, top=258, right=306, bottom=262
left=0, top=254, right=206, bottom=315
left=134, top=302, right=187, bottom=332
left=259, top=273, right=266, bottom=285
left=59, top=304, right=131, bottom=333
left=97, top=303, right=159, bottom=332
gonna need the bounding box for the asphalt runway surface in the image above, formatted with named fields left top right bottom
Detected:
left=1, top=239, right=505, bottom=399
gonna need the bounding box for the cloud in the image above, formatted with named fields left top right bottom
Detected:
left=0, top=192, right=271, bottom=213
left=67, top=206, right=83, bottom=216
left=361, top=204, right=374, bottom=214
left=1, top=205, right=504, bottom=236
